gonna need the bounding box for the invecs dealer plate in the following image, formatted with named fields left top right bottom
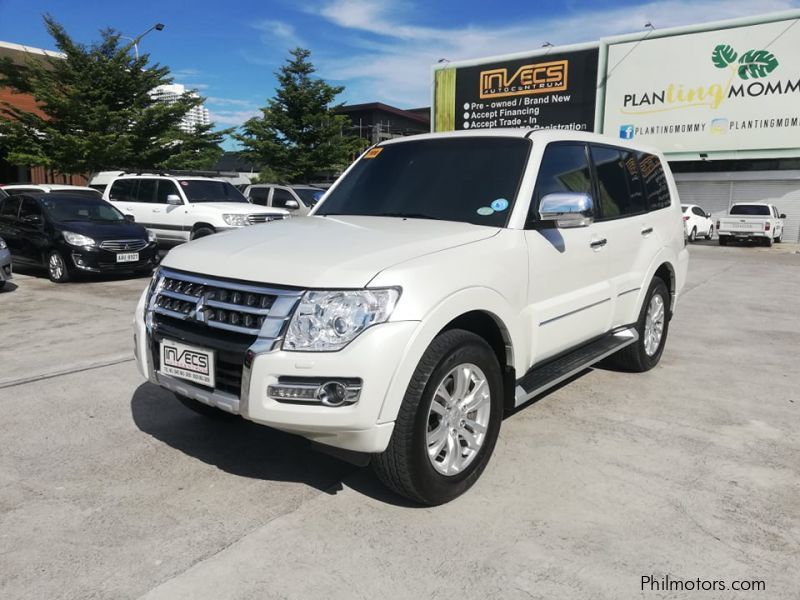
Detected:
left=160, top=339, right=215, bottom=388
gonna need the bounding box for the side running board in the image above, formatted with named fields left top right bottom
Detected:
left=514, top=327, right=638, bottom=407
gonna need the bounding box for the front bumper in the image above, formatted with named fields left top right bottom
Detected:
left=134, top=287, right=418, bottom=453
left=67, top=242, right=160, bottom=273
left=0, top=248, right=12, bottom=282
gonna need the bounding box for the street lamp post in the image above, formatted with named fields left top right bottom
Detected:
left=121, top=23, right=165, bottom=59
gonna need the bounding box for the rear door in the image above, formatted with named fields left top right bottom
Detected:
left=17, top=197, right=49, bottom=265
left=0, top=196, right=22, bottom=260
left=588, top=145, right=660, bottom=328
left=524, top=142, right=615, bottom=362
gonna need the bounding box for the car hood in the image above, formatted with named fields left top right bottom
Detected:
left=162, top=215, right=500, bottom=288
left=55, top=219, right=148, bottom=240
left=187, top=202, right=287, bottom=214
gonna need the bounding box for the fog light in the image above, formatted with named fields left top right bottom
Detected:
left=318, top=381, right=347, bottom=406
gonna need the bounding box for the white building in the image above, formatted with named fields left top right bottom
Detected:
left=151, top=83, right=210, bottom=132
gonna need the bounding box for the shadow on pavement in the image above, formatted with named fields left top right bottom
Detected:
left=130, top=382, right=358, bottom=494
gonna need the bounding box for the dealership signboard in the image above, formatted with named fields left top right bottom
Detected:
left=432, top=45, right=599, bottom=133
left=602, top=17, right=800, bottom=157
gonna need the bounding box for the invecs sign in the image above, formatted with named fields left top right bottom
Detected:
left=479, top=60, right=568, bottom=99
left=602, top=18, right=800, bottom=155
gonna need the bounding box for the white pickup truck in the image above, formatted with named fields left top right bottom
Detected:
left=717, top=203, right=786, bottom=246
left=134, top=130, right=689, bottom=504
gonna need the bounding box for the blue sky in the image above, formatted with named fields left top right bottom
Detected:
left=2, top=0, right=799, bottom=147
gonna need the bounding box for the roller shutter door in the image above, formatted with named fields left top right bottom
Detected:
left=674, top=181, right=732, bottom=219
left=731, top=181, right=800, bottom=243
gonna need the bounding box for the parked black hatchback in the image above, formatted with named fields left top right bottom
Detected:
left=0, top=193, right=159, bottom=282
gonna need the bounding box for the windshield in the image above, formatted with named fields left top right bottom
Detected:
left=42, top=196, right=125, bottom=222
left=681, top=205, right=689, bottom=212
left=294, top=187, right=325, bottom=206
left=179, top=180, right=248, bottom=203
left=730, top=204, right=770, bottom=216
left=316, top=137, right=531, bottom=227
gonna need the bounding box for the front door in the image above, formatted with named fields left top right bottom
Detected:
left=524, top=142, right=614, bottom=364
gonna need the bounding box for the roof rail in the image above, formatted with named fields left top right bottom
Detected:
left=119, top=169, right=241, bottom=178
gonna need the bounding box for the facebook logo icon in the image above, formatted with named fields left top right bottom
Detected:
left=619, top=125, right=635, bottom=140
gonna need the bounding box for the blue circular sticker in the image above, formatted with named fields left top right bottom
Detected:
left=491, top=198, right=509, bottom=212
left=476, top=206, right=495, bottom=216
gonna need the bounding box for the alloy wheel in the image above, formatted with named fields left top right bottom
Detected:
left=643, top=294, right=665, bottom=356
left=49, top=253, right=64, bottom=281
left=426, top=363, right=491, bottom=476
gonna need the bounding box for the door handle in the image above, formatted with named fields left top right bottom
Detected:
left=152, top=208, right=162, bottom=213
left=641, top=227, right=653, bottom=236
left=590, top=238, right=607, bottom=249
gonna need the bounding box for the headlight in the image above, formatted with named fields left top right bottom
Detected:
left=63, top=231, right=95, bottom=246
left=0, top=238, right=6, bottom=249
left=283, top=288, right=401, bottom=352
left=222, top=214, right=249, bottom=227
left=147, top=229, right=157, bottom=243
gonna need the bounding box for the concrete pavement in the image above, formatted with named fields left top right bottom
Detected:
left=1, top=244, right=798, bottom=599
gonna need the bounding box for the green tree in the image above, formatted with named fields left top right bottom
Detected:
left=0, top=15, right=225, bottom=174
left=235, top=48, right=365, bottom=183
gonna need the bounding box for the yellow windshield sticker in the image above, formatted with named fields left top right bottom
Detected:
left=364, top=147, right=383, bottom=159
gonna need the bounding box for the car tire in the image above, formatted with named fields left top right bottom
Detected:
left=775, top=234, right=782, bottom=243
left=0, top=281, right=5, bottom=290
left=609, top=277, right=670, bottom=373
left=372, top=329, right=504, bottom=506
left=47, top=250, right=71, bottom=283
left=764, top=237, right=773, bottom=247
left=191, top=226, right=215, bottom=240
left=705, top=226, right=713, bottom=240
left=719, top=236, right=728, bottom=246
left=175, top=394, right=239, bottom=420
left=688, top=227, right=697, bottom=242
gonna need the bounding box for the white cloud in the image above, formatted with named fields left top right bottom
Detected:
left=206, top=96, right=257, bottom=107
left=310, top=0, right=800, bottom=106
left=208, top=108, right=261, bottom=127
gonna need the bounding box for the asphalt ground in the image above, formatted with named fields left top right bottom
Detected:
left=1, top=241, right=798, bottom=599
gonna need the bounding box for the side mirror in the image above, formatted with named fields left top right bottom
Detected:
left=706, top=213, right=712, bottom=218
left=284, top=199, right=300, bottom=210
left=21, top=214, right=43, bottom=226
left=166, top=194, right=183, bottom=206
left=124, top=214, right=135, bottom=223
left=780, top=213, right=786, bottom=219
left=538, top=193, right=594, bottom=228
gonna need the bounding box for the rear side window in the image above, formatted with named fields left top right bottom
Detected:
left=591, top=146, right=645, bottom=219
left=249, top=188, right=270, bottom=206
left=692, top=207, right=706, bottom=217
left=19, top=197, right=42, bottom=220
left=136, top=179, right=157, bottom=204
left=531, top=143, right=593, bottom=218
left=638, top=153, right=671, bottom=211
left=0, top=196, right=22, bottom=220
left=109, top=179, right=137, bottom=202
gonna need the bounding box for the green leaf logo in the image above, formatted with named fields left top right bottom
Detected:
left=737, top=49, right=779, bottom=79
left=711, top=44, right=737, bottom=68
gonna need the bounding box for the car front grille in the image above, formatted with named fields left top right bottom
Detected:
left=148, top=268, right=304, bottom=399
left=247, top=213, right=286, bottom=225
left=98, top=239, right=149, bottom=252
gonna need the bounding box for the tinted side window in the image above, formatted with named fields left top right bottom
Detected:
left=19, top=197, right=42, bottom=221
left=249, top=188, right=270, bottom=206
left=638, top=153, right=670, bottom=211
left=136, top=179, right=158, bottom=204
left=5, top=188, right=39, bottom=196
left=692, top=207, right=705, bottom=217
left=272, top=188, right=296, bottom=209
left=591, top=146, right=645, bottom=219
left=530, top=143, right=592, bottom=222
left=156, top=180, right=181, bottom=204
left=0, top=197, right=22, bottom=220
left=109, top=179, right=137, bottom=202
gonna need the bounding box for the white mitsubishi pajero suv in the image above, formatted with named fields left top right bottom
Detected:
left=134, top=130, right=689, bottom=505
left=105, top=174, right=288, bottom=243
